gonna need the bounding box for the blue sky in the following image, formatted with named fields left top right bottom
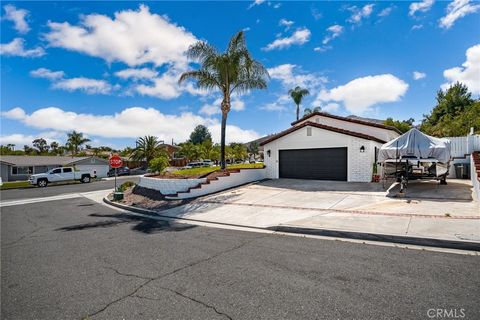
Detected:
left=1, top=0, right=479, bottom=149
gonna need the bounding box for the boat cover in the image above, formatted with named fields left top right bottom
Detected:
left=377, top=128, right=451, bottom=163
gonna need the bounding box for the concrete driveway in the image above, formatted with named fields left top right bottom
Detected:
left=161, top=179, right=480, bottom=243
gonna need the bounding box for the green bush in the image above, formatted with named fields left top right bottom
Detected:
left=149, top=155, right=170, bottom=173
left=117, top=181, right=136, bottom=192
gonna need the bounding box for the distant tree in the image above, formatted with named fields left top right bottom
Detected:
left=67, top=131, right=91, bottom=155
left=23, top=145, right=34, bottom=155
left=179, top=31, right=269, bottom=169
left=384, top=117, right=414, bottom=133
left=131, top=136, right=162, bottom=166
left=149, top=155, right=170, bottom=173
left=247, top=141, right=259, bottom=160
left=199, top=139, right=216, bottom=160
left=230, top=142, right=247, bottom=161
left=6, top=143, right=15, bottom=150
left=189, top=125, right=212, bottom=145
left=179, top=142, right=201, bottom=161
left=303, top=106, right=321, bottom=116
left=32, top=138, right=49, bottom=154
left=421, top=82, right=478, bottom=136
left=289, top=86, right=310, bottom=121
left=85, top=144, right=92, bottom=149
left=50, top=141, right=59, bottom=154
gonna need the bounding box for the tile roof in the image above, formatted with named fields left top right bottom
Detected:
left=290, top=111, right=402, bottom=134
left=259, top=121, right=387, bottom=146
left=0, top=155, right=107, bottom=166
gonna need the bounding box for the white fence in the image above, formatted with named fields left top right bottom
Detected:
left=446, top=134, right=480, bottom=158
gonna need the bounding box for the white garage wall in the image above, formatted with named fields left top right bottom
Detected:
left=263, top=126, right=382, bottom=182
left=295, top=115, right=399, bottom=142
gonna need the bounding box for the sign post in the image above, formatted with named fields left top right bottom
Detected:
left=109, top=155, right=123, bottom=198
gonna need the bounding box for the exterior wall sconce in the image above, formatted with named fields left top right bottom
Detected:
left=267, top=149, right=271, bottom=157
left=360, top=146, right=365, bottom=153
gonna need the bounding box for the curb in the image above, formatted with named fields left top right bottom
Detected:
left=103, top=197, right=480, bottom=252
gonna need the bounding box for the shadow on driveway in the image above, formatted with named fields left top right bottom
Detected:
left=56, top=213, right=196, bottom=234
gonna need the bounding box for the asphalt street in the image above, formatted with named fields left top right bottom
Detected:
left=0, top=175, right=140, bottom=201
left=1, top=194, right=479, bottom=320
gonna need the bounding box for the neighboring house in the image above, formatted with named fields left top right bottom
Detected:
left=244, top=135, right=275, bottom=160
left=260, top=112, right=401, bottom=182
left=0, top=156, right=110, bottom=182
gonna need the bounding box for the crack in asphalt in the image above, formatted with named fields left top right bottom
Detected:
left=86, top=234, right=266, bottom=319
left=135, top=288, right=233, bottom=320
left=2, top=214, right=43, bottom=247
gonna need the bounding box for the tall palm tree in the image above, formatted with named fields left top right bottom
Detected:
left=179, top=31, right=269, bottom=169
left=66, top=131, right=91, bottom=155
left=131, top=135, right=161, bottom=166
left=289, top=86, right=310, bottom=121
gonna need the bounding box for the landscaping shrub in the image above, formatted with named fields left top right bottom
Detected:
left=149, top=155, right=170, bottom=174
left=117, top=181, right=136, bottom=192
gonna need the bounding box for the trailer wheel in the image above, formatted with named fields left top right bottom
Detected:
left=440, top=177, right=447, bottom=185
left=37, top=179, right=48, bottom=188
left=81, top=175, right=91, bottom=183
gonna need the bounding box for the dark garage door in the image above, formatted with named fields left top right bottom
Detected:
left=279, top=148, right=347, bottom=181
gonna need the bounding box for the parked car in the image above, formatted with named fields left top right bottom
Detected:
left=29, top=167, right=96, bottom=187
left=107, top=166, right=130, bottom=177
left=202, top=160, right=214, bottom=167
left=184, top=162, right=204, bottom=169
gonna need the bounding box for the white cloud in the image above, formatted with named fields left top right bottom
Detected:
left=115, top=68, right=158, bottom=80
left=311, top=8, right=322, bottom=20
left=439, top=0, right=480, bottom=29
left=30, top=68, right=115, bottom=95
left=313, top=46, right=331, bottom=53
left=322, top=103, right=340, bottom=112
left=263, top=28, right=311, bottom=51
left=199, top=97, right=245, bottom=116
left=0, top=38, right=45, bottom=57
left=441, top=44, right=480, bottom=94
left=413, top=71, right=427, bottom=80
left=247, top=0, right=265, bottom=10
left=409, top=0, right=435, bottom=16
left=53, top=78, right=114, bottom=95
left=279, top=19, right=294, bottom=30
left=412, top=24, right=424, bottom=30
left=273, top=3, right=281, bottom=9
left=348, top=4, right=375, bottom=24
left=260, top=94, right=291, bottom=112
left=378, top=7, right=393, bottom=17
left=317, top=74, right=409, bottom=114
left=45, top=5, right=196, bottom=68
left=30, top=68, right=65, bottom=80
left=0, top=132, right=61, bottom=147
left=322, top=25, right=344, bottom=45
left=267, top=64, right=327, bottom=89
left=3, top=107, right=259, bottom=143
left=3, top=4, right=29, bottom=33
left=2, top=107, right=26, bottom=120
left=135, top=66, right=207, bottom=99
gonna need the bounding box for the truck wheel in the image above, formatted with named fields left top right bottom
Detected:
left=81, top=175, right=91, bottom=183
left=37, top=179, right=48, bottom=187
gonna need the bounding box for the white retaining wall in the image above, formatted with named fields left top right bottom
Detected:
left=471, top=155, right=480, bottom=202
left=446, top=134, right=480, bottom=157
left=168, top=169, right=267, bottom=199
left=138, top=176, right=207, bottom=195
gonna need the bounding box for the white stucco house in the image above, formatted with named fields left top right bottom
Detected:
left=260, top=112, right=401, bottom=182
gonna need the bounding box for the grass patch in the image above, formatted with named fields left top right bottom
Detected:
left=173, top=163, right=264, bottom=177
left=0, top=180, right=33, bottom=190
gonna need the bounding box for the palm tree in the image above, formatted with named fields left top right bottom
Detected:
left=289, top=86, right=310, bottom=121
left=179, top=31, right=269, bottom=169
left=303, top=106, right=321, bottom=116
left=131, top=135, right=161, bottom=166
left=66, top=131, right=91, bottom=155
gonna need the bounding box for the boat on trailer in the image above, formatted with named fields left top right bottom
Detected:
left=377, top=128, right=451, bottom=193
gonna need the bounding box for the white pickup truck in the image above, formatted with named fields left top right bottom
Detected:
left=29, top=167, right=97, bottom=187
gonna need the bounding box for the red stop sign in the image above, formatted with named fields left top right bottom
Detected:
left=109, top=155, right=123, bottom=168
